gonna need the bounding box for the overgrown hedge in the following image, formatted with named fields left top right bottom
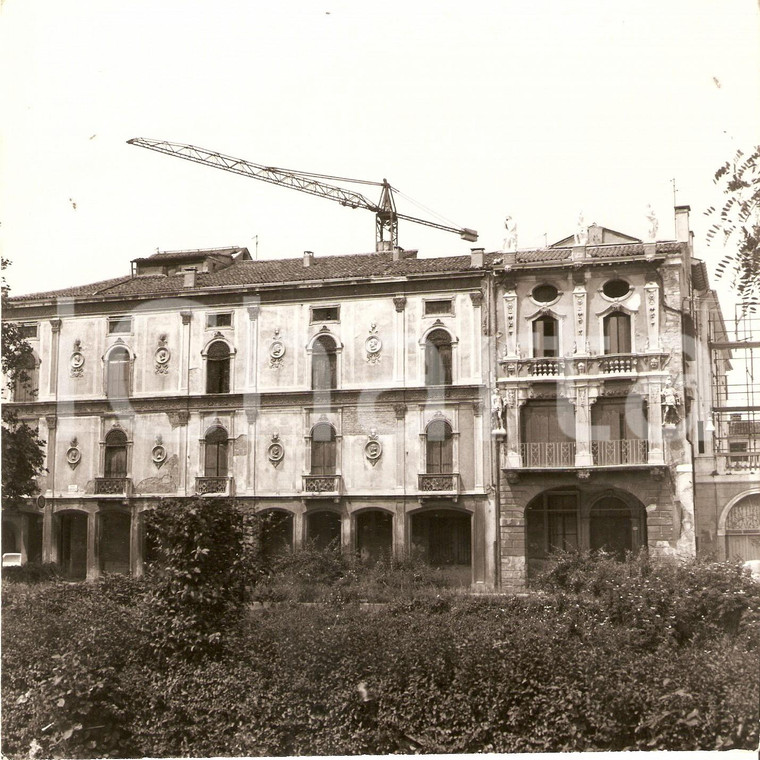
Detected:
left=2, top=550, right=758, bottom=756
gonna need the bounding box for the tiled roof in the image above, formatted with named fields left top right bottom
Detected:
left=9, top=242, right=684, bottom=304
left=132, top=247, right=245, bottom=264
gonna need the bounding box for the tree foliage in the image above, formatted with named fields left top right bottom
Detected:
left=705, top=146, right=760, bottom=306
left=1, top=258, right=46, bottom=508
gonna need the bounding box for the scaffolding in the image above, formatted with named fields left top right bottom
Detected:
left=709, top=304, right=760, bottom=472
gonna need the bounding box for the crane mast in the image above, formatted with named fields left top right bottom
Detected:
left=127, top=138, right=477, bottom=251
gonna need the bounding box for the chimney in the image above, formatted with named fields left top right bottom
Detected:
left=183, top=267, right=197, bottom=288
left=303, top=250, right=314, bottom=267
left=470, top=248, right=485, bottom=268
left=674, top=205, right=691, bottom=243
left=392, top=248, right=418, bottom=262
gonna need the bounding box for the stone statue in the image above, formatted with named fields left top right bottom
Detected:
left=491, top=388, right=506, bottom=432
left=661, top=379, right=680, bottom=424
left=646, top=204, right=658, bottom=241
left=574, top=212, right=589, bottom=246
left=503, top=216, right=518, bottom=252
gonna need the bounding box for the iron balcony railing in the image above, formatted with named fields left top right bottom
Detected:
left=302, top=474, right=342, bottom=495
left=591, top=439, right=648, bottom=466
left=94, top=477, right=132, bottom=495
left=520, top=441, right=576, bottom=467
left=195, top=476, right=234, bottom=496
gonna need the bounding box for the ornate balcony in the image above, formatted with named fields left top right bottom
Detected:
left=520, top=441, right=576, bottom=468
left=195, top=476, right=235, bottom=496
left=94, top=477, right=132, bottom=495
left=591, top=439, right=648, bottom=466
left=302, top=474, right=342, bottom=497
left=418, top=473, right=460, bottom=499
left=500, top=352, right=667, bottom=380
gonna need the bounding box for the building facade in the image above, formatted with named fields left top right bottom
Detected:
left=4, top=206, right=748, bottom=589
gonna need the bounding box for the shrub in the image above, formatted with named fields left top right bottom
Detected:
left=1, top=562, right=60, bottom=584
left=140, top=497, right=260, bottom=660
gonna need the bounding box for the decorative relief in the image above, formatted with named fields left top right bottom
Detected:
left=491, top=389, right=506, bottom=434
left=661, top=378, right=681, bottom=425
left=365, top=323, right=382, bottom=364
left=394, top=404, right=406, bottom=420
left=66, top=438, right=81, bottom=469
left=70, top=339, right=85, bottom=377
left=154, top=334, right=171, bottom=374
left=469, top=291, right=484, bottom=308
left=269, top=328, right=286, bottom=369
left=167, top=410, right=190, bottom=428
left=393, top=296, right=407, bottom=313
left=726, top=496, right=760, bottom=530
left=364, top=428, right=382, bottom=466
left=267, top=432, right=285, bottom=467
left=152, top=435, right=167, bottom=467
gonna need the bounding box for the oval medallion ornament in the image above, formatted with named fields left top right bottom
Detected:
left=70, top=352, right=85, bottom=377
left=365, top=325, right=382, bottom=364
left=364, top=429, right=382, bottom=466
left=152, top=445, right=167, bottom=466
left=66, top=445, right=81, bottom=469
left=268, top=432, right=285, bottom=466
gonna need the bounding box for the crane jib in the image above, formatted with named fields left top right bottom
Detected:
left=127, top=138, right=478, bottom=247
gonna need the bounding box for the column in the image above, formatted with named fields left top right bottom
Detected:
left=246, top=305, right=259, bottom=393
left=130, top=505, right=142, bottom=577
left=86, top=510, right=98, bottom=581
left=647, top=379, right=665, bottom=465
left=394, top=404, right=406, bottom=493
left=644, top=280, right=660, bottom=352
left=393, top=296, right=406, bottom=385
left=293, top=511, right=304, bottom=550
left=48, top=318, right=61, bottom=396
left=245, top=407, right=257, bottom=496
left=502, top=289, right=518, bottom=357
left=573, top=384, right=595, bottom=468
left=503, top=389, right=523, bottom=468
left=179, top=311, right=192, bottom=392
left=42, top=415, right=57, bottom=562
left=472, top=400, right=484, bottom=489
left=469, top=291, right=483, bottom=382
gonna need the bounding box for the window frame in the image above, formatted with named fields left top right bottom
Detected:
left=425, top=419, right=454, bottom=474
left=203, top=426, right=229, bottom=478
left=204, top=339, right=233, bottom=394
left=310, top=422, right=338, bottom=476
left=309, top=332, right=340, bottom=391
left=205, top=312, right=233, bottom=329
left=107, top=316, right=133, bottom=335
left=423, top=328, right=454, bottom=386
left=104, top=345, right=132, bottom=398
left=423, top=298, right=454, bottom=317
left=310, top=305, right=340, bottom=324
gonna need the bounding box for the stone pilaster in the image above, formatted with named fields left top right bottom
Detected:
left=572, top=384, right=596, bottom=467
left=647, top=379, right=665, bottom=465
left=644, top=280, right=661, bottom=352
left=572, top=284, right=588, bottom=355
left=502, top=289, right=518, bottom=357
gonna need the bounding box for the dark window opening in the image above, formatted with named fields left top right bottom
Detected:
left=311, top=335, right=337, bottom=390
left=532, top=316, right=558, bottom=357
left=104, top=429, right=128, bottom=477
left=426, top=419, right=453, bottom=474
left=424, top=299, right=453, bottom=316
left=311, top=423, right=337, bottom=475
left=204, top=427, right=229, bottom=477
left=306, top=510, right=341, bottom=550
left=108, top=317, right=132, bottom=334
left=259, top=510, right=294, bottom=559
left=106, top=347, right=130, bottom=398
left=311, top=306, right=340, bottom=323
left=14, top=353, right=39, bottom=402
left=602, top=280, right=631, bottom=299
left=356, top=510, right=393, bottom=564
left=99, top=512, right=131, bottom=575
left=206, top=312, right=232, bottom=328
left=603, top=312, right=632, bottom=354
left=58, top=513, right=88, bottom=580
left=410, top=510, right=471, bottom=583
left=424, top=329, right=453, bottom=386
left=532, top=284, right=559, bottom=303
left=206, top=341, right=231, bottom=394
left=19, top=323, right=38, bottom=339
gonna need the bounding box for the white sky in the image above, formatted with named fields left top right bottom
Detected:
left=1, top=0, right=759, bottom=307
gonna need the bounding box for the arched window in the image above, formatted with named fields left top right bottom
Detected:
left=206, top=341, right=231, bottom=394
left=106, top=347, right=131, bottom=398
left=14, top=352, right=39, bottom=402
left=311, top=423, right=337, bottom=475
left=424, top=329, right=452, bottom=386
left=724, top=493, right=760, bottom=561
left=104, top=429, right=128, bottom=478
left=603, top=312, right=632, bottom=354
left=532, top=316, right=558, bottom=358
left=311, top=335, right=337, bottom=390
left=204, top=427, right=229, bottom=477
left=426, top=419, right=453, bottom=474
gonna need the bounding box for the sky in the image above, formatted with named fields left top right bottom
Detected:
left=1, top=0, right=759, bottom=308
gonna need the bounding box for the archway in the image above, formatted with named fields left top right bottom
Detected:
left=99, top=511, right=131, bottom=574
left=589, top=495, right=646, bottom=559
left=723, top=493, right=760, bottom=561
left=410, top=509, right=471, bottom=585
left=306, top=510, right=341, bottom=550
left=356, top=510, right=393, bottom=563
left=259, top=510, right=294, bottom=558
left=58, top=512, right=88, bottom=579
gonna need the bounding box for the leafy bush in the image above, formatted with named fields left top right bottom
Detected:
left=140, top=497, right=260, bottom=660
left=253, top=544, right=454, bottom=603
left=1, top=562, right=60, bottom=584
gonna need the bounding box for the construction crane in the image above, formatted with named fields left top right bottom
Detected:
left=127, top=138, right=478, bottom=252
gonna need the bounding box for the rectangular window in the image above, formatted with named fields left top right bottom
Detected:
left=310, top=305, right=340, bottom=323
left=206, top=312, right=232, bottom=329
left=424, top=299, right=453, bottom=317
left=107, top=316, right=132, bottom=334
left=19, top=323, right=38, bottom=339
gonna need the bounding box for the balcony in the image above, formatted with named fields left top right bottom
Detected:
left=195, top=476, right=235, bottom=496
left=302, top=474, right=342, bottom=497
left=591, top=439, right=648, bottom=466
left=94, top=477, right=132, bottom=495
left=501, top=352, right=667, bottom=380
left=418, top=473, right=460, bottom=499
left=720, top=451, right=760, bottom=473
left=520, top=441, right=576, bottom=468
